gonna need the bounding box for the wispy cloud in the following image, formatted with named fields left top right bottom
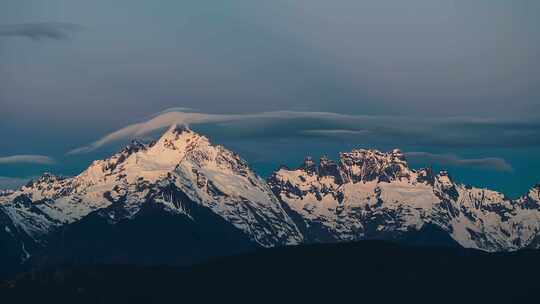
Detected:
left=67, top=109, right=366, bottom=154
left=0, top=22, right=83, bottom=40
left=67, top=108, right=540, bottom=154
left=0, top=155, right=55, bottom=165
left=0, top=176, right=30, bottom=190
left=405, top=152, right=513, bottom=172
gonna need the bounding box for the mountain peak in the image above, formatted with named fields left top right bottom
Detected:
left=336, top=148, right=411, bottom=183
left=299, top=156, right=318, bottom=175
left=279, top=148, right=413, bottom=186
left=528, top=184, right=540, bottom=201
left=166, top=123, right=192, bottom=136
left=26, top=172, right=63, bottom=186
left=20, top=172, right=67, bottom=192
left=145, top=124, right=210, bottom=155
left=339, top=148, right=408, bottom=166
left=156, top=124, right=204, bottom=145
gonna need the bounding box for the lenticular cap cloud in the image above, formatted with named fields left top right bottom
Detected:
left=67, top=109, right=540, bottom=155
left=67, top=110, right=365, bottom=154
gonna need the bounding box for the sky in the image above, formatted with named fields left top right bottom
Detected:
left=1, top=0, right=539, bottom=197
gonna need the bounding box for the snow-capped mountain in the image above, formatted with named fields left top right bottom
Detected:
left=0, top=125, right=301, bottom=273
left=268, top=149, right=540, bottom=251
left=1, top=126, right=540, bottom=276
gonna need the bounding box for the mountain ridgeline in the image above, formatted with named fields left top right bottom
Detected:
left=4, top=241, right=540, bottom=303
left=1, top=125, right=539, bottom=277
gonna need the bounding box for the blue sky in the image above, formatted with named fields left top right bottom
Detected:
left=1, top=0, right=539, bottom=197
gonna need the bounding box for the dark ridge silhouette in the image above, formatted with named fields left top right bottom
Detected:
left=2, top=240, right=538, bottom=303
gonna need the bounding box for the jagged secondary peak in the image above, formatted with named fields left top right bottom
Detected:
left=299, top=156, right=318, bottom=175
left=3, top=171, right=75, bottom=208
left=75, top=138, right=149, bottom=184
left=23, top=172, right=65, bottom=189
left=318, top=156, right=343, bottom=182
left=416, top=166, right=436, bottom=185
left=340, top=148, right=407, bottom=166
left=0, top=189, right=14, bottom=197
left=279, top=148, right=414, bottom=186
left=517, top=183, right=540, bottom=209
left=338, top=148, right=412, bottom=183
left=119, top=139, right=146, bottom=154
left=526, top=184, right=540, bottom=203
left=98, top=139, right=148, bottom=172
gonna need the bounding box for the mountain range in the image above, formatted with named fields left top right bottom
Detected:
left=1, top=125, right=539, bottom=277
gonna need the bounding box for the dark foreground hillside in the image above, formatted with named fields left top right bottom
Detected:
left=1, top=241, right=538, bottom=303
